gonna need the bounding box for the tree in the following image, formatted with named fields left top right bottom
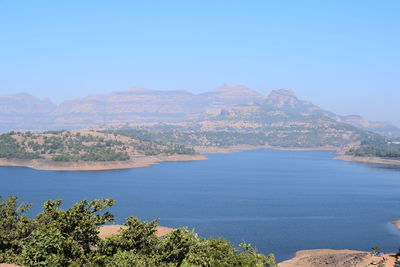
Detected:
left=36, top=198, right=115, bottom=254
left=100, top=217, right=159, bottom=256
left=160, top=228, right=198, bottom=265
left=20, top=226, right=81, bottom=266
left=0, top=196, right=33, bottom=263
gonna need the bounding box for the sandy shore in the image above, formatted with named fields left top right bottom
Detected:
left=278, top=249, right=396, bottom=267
left=0, top=154, right=207, bottom=171
left=336, top=155, right=400, bottom=166
left=98, top=224, right=172, bottom=238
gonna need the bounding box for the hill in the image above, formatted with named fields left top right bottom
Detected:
left=0, top=130, right=202, bottom=170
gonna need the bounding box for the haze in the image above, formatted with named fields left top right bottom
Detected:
left=0, top=0, right=399, bottom=125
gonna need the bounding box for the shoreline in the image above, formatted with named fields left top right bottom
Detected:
left=0, top=145, right=337, bottom=171
left=278, top=249, right=395, bottom=267
left=0, top=154, right=207, bottom=171
left=1, top=146, right=398, bottom=171
left=335, top=155, right=400, bottom=166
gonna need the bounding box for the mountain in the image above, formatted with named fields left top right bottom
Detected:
left=234, top=89, right=400, bottom=137
left=335, top=115, right=400, bottom=137
left=0, top=86, right=398, bottom=137
left=0, top=93, right=56, bottom=114
left=55, top=84, right=265, bottom=115
left=199, top=84, right=266, bottom=107
left=0, top=94, right=57, bottom=132
left=172, top=90, right=374, bottom=149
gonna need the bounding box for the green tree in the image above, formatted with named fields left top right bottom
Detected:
left=36, top=198, right=115, bottom=254
left=100, top=216, right=159, bottom=256
left=160, top=228, right=198, bottom=265
left=0, top=196, right=33, bottom=263
left=20, top=226, right=81, bottom=266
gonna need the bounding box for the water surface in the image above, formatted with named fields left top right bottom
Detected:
left=1, top=149, right=400, bottom=261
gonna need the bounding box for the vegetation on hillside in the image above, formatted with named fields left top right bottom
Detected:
left=348, top=145, right=400, bottom=158
left=0, top=196, right=276, bottom=267
left=347, top=135, right=400, bottom=158
left=105, top=120, right=374, bottom=148
left=0, top=131, right=196, bottom=162
left=0, top=133, right=41, bottom=160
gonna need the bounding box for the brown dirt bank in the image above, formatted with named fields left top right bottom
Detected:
left=336, top=155, right=400, bottom=166
left=0, top=154, right=207, bottom=171
left=278, top=249, right=375, bottom=267
left=98, top=225, right=172, bottom=238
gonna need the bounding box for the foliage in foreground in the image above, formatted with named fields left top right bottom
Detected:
left=0, top=196, right=276, bottom=267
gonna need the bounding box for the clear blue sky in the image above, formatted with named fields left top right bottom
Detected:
left=1, top=1, right=399, bottom=125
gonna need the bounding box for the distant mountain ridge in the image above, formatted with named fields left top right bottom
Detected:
left=0, top=93, right=55, bottom=114
left=0, top=85, right=399, bottom=136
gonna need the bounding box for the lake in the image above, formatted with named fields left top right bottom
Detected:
left=1, top=149, right=400, bottom=262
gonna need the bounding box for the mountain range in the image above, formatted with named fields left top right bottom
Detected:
left=1, top=84, right=399, bottom=137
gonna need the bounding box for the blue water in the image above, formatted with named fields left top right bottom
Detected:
left=1, top=149, right=400, bottom=261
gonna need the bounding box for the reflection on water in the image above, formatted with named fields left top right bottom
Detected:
left=366, top=163, right=400, bottom=171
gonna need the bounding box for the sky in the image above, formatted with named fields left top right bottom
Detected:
left=0, top=0, right=399, bottom=125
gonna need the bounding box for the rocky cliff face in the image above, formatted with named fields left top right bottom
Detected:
left=54, top=84, right=265, bottom=115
